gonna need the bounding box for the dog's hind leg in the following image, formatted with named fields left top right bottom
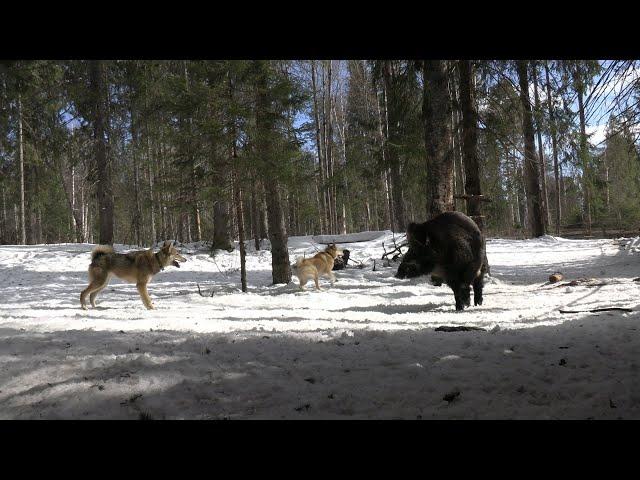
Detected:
left=136, top=282, right=155, bottom=310
left=81, top=268, right=107, bottom=310
left=89, top=275, right=111, bottom=308
left=81, top=280, right=104, bottom=310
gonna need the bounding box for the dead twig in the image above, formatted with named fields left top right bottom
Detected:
left=197, top=283, right=215, bottom=298
left=381, top=235, right=408, bottom=261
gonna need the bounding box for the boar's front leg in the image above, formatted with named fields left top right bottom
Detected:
left=473, top=275, right=484, bottom=306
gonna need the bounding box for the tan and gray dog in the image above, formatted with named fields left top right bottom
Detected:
left=80, top=240, right=187, bottom=310
left=293, top=243, right=343, bottom=291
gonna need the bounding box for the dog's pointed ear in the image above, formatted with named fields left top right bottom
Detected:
left=163, top=240, right=171, bottom=248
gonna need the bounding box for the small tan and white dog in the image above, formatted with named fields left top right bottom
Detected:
left=293, top=243, right=343, bottom=291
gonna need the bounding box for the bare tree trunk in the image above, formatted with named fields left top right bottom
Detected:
left=423, top=60, right=454, bottom=218
left=516, top=60, right=545, bottom=238
left=532, top=61, right=550, bottom=230
left=17, top=93, right=26, bottom=245
left=544, top=61, right=562, bottom=235
left=90, top=60, right=114, bottom=245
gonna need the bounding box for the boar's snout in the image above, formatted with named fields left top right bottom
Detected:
left=396, top=261, right=421, bottom=279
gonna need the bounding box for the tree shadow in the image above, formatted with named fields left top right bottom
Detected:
left=1, top=308, right=638, bottom=420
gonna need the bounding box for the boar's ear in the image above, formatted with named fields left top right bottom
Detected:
left=407, top=222, right=428, bottom=245
left=406, top=222, right=418, bottom=241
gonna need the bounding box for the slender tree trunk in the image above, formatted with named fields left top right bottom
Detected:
left=228, top=72, right=247, bottom=291
left=254, top=61, right=291, bottom=284
left=130, top=105, right=143, bottom=246
left=17, top=93, right=26, bottom=245
left=251, top=173, right=261, bottom=250
left=375, top=87, right=393, bottom=230
left=14, top=204, right=18, bottom=243
left=381, top=61, right=406, bottom=232
left=458, top=60, right=490, bottom=274
left=311, top=61, right=327, bottom=234
left=259, top=181, right=268, bottom=241
left=1, top=187, right=6, bottom=243
left=603, top=148, right=610, bottom=213
left=325, top=60, right=336, bottom=234
left=90, top=60, right=114, bottom=245
left=59, top=165, right=85, bottom=243
left=423, top=60, right=454, bottom=218
left=574, top=65, right=592, bottom=236
left=144, top=71, right=157, bottom=245
left=544, top=61, right=562, bottom=235
left=212, top=187, right=232, bottom=251
left=532, top=61, right=550, bottom=230
left=182, top=61, right=201, bottom=243
left=516, top=60, right=545, bottom=237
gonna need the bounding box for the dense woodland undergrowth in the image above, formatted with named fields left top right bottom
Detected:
left=1, top=60, right=639, bottom=254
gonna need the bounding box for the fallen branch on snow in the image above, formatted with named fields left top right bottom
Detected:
left=435, top=326, right=487, bottom=332
left=559, top=307, right=633, bottom=314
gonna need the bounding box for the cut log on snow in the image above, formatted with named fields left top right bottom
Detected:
left=551, top=278, right=607, bottom=288
left=312, top=231, right=387, bottom=245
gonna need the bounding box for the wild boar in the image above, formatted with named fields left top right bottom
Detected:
left=395, top=211, right=486, bottom=311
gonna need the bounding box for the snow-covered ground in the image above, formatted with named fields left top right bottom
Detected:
left=0, top=232, right=639, bottom=419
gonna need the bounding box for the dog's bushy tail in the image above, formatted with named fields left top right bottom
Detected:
left=91, top=245, right=114, bottom=262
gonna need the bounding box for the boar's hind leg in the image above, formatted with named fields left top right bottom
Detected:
left=473, top=275, right=484, bottom=306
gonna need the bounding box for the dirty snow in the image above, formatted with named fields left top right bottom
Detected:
left=0, top=232, right=638, bottom=419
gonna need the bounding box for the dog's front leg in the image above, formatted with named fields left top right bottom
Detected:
left=137, top=282, right=155, bottom=310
